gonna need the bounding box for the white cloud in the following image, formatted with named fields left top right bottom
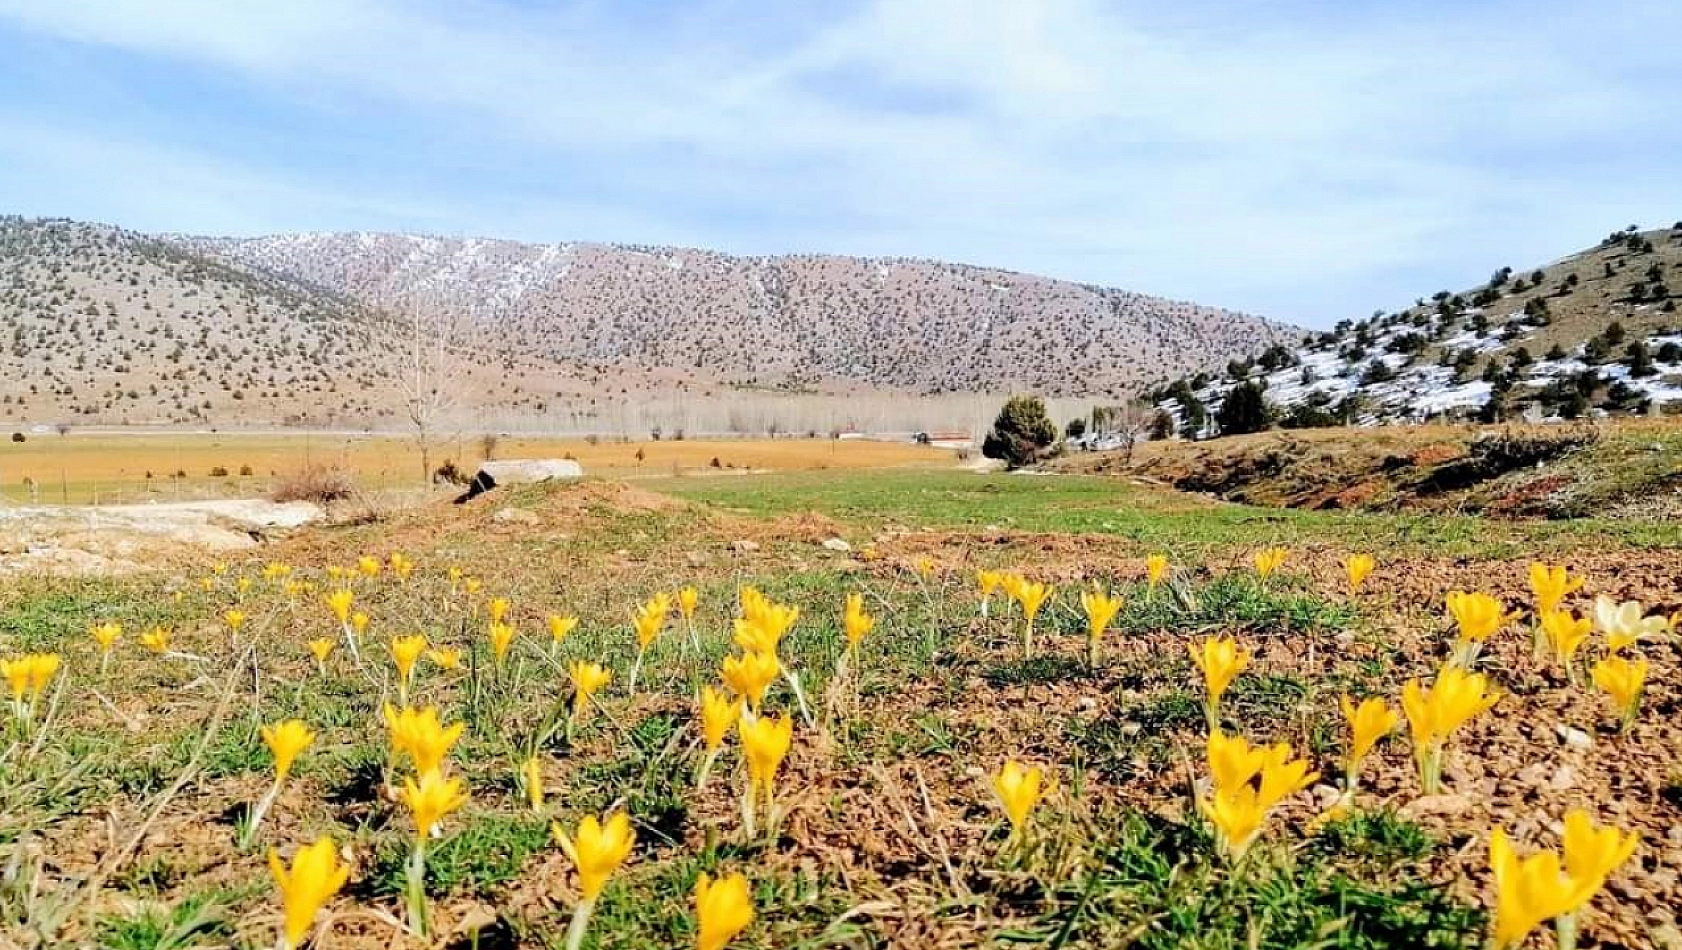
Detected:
left=0, top=0, right=1678, bottom=325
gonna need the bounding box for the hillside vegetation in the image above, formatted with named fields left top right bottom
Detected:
left=1148, top=224, right=1682, bottom=435
left=178, top=230, right=1293, bottom=399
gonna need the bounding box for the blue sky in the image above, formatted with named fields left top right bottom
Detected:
left=0, top=0, right=1678, bottom=327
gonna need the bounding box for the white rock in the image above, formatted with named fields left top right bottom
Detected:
left=476, top=458, right=583, bottom=486
left=492, top=507, right=539, bottom=525
left=1554, top=725, right=1593, bottom=749
left=821, top=537, right=852, bottom=552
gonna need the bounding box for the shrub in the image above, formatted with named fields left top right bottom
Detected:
left=981, top=394, right=1059, bottom=468
left=270, top=465, right=357, bottom=504
left=208, top=466, right=229, bottom=477
left=433, top=459, right=470, bottom=485
left=8, top=432, right=22, bottom=443
left=238, top=464, right=254, bottom=477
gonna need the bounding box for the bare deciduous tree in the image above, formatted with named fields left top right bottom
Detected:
left=396, top=305, right=466, bottom=483
left=1091, top=399, right=1156, bottom=463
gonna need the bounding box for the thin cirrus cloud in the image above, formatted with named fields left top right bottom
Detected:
left=0, top=0, right=1677, bottom=327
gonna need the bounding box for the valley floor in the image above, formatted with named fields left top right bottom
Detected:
left=0, top=470, right=1677, bottom=948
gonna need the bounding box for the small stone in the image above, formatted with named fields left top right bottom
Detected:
left=1311, top=784, right=1342, bottom=811
left=1118, top=722, right=1142, bottom=737
left=686, top=552, right=706, bottom=567
left=1516, top=762, right=1550, bottom=786
left=1547, top=765, right=1575, bottom=791
left=821, top=537, right=852, bottom=552
left=491, top=507, right=539, bottom=525
left=1554, top=725, right=1593, bottom=749
left=1400, top=793, right=1475, bottom=818
left=731, top=540, right=760, bottom=553
left=1075, top=696, right=1099, bottom=712
left=1652, top=924, right=1682, bottom=950
left=962, top=765, right=985, bottom=779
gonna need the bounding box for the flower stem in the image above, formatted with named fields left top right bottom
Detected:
left=628, top=649, right=645, bottom=696
left=782, top=668, right=816, bottom=729
left=405, top=840, right=429, bottom=936
left=1555, top=912, right=1578, bottom=950
left=696, top=747, right=722, bottom=791
left=239, top=779, right=282, bottom=849
left=1417, top=743, right=1444, bottom=795
left=564, top=897, right=596, bottom=950
left=740, top=780, right=757, bottom=839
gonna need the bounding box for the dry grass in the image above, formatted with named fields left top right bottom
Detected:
left=0, top=432, right=956, bottom=505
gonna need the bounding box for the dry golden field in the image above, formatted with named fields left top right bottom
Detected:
left=0, top=432, right=957, bottom=505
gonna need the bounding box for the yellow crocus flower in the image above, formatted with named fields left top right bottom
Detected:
left=139, top=627, right=170, bottom=654
left=1339, top=695, right=1398, bottom=787
left=1146, top=553, right=1168, bottom=589
left=325, top=589, right=354, bottom=625
left=1, top=658, right=28, bottom=702
left=1252, top=546, right=1288, bottom=580
left=1014, top=580, right=1052, bottom=659
left=351, top=613, right=370, bottom=638
left=425, top=646, right=461, bottom=670
left=1015, top=580, right=1050, bottom=622
left=1203, top=784, right=1269, bottom=857
left=1080, top=588, right=1124, bottom=659
left=464, top=578, right=483, bottom=596
left=268, top=837, right=350, bottom=950
left=488, top=597, right=511, bottom=624
left=1528, top=562, right=1583, bottom=614
left=1560, top=808, right=1638, bottom=909
left=26, top=653, right=59, bottom=699
left=678, top=585, right=700, bottom=619
left=488, top=621, right=516, bottom=666
left=633, top=594, right=669, bottom=650
left=1401, top=665, right=1499, bottom=794
left=569, top=661, right=612, bottom=721
left=977, top=569, right=1003, bottom=599
left=521, top=756, right=544, bottom=811
left=1255, top=742, right=1318, bottom=809
left=388, top=552, right=414, bottom=580
left=1590, top=655, right=1647, bottom=728
left=700, top=685, right=742, bottom=751
left=1488, top=828, right=1577, bottom=950
left=261, top=719, right=315, bottom=782
left=991, top=760, right=1046, bottom=835
left=307, top=638, right=335, bottom=665
left=547, top=615, right=578, bottom=644
left=1205, top=730, right=1266, bottom=792
left=1539, top=609, right=1592, bottom=669
left=384, top=704, right=464, bottom=778
left=90, top=622, right=122, bottom=653
left=843, top=592, right=875, bottom=648
left=694, top=872, right=754, bottom=950
left=1189, top=636, right=1250, bottom=729
left=1445, top=590, right=1512, bottom=644
left=553, top=811, right=635, bottom=902
left=224, top=610, right=247, bottom=633
left=400, top=769, right=468, bottom=839
left=740, top=712, right=794, bottom=806
left=1343, top=554, right=1374, bottom=594
left=720, top=650, right=780, bottom=711
left=390, top=634, right=427, bottom=702
left=357, top=556, right=381, bottom=578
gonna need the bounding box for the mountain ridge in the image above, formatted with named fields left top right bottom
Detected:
left=0, top=213, right=1294, bottom=429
